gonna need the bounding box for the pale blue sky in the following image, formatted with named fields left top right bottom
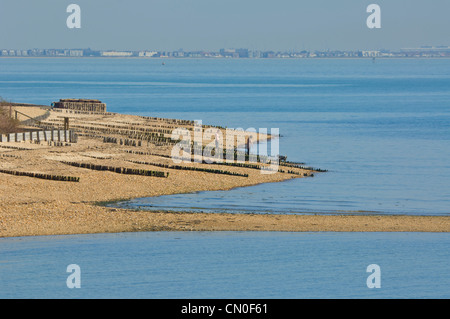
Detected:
left=0, top=0, right=449, bottom=51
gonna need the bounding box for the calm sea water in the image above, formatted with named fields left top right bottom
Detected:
left=0, top=58, right=449, bottom=299
left=1, top=232, right=449, bottom=299
left=1, top=57, right=449, bottom=215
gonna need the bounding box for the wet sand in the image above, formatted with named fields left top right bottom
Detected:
left=1, top=201, right=448, bottom=238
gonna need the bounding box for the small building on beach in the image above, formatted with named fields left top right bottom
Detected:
left=52, top=99, right=107, bottom=113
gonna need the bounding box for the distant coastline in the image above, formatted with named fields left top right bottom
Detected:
left=2, top=56, right=450, bottom=60
left=1, top=46, right=450, bottom=59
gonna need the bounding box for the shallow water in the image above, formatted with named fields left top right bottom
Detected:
left=1, top=58, right=449, bottom=299
left=113, top=109, right=450, bottom=216
left=0, top=231, right=449, bottom=299
left=1, top=58, right=449, bottom=215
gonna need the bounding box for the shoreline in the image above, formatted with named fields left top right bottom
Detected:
left=1, top=201, right=449, bottom=238
left=1, top=107, right=449, bottom=238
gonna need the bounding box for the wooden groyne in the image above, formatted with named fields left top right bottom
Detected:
left=0, top=168, right=80, bottom=182
left=59, top=161, right=168, bottom=178
left=0, top=129, right=77, bottom=143
left=126, top=159, right=249, bottom=177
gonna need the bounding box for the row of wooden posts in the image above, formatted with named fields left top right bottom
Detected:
left=0, top=129, right=77, bottom=143
left=0, top=144, right=31, bottom=151
left=0, top=154, right=21, bottom=158
left=103, top=136, right=143, bottom=147
left=51, top=108, right=112, bottom=116
left=124, top=148, right=271, bottom=167
left=126, top=159, right=249, bottom=177
left=137, top=115, right=195, bottom=126
left=0, top=168, right=80, bottom=182
left=60, top=161, right=168, bottom=178
left=67, top=122, right=177, bottom=142
left=122, top=149, right=324, bottom=175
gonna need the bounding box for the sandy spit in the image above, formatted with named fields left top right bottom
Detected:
left=1, top=108, right=448, bottom=238
left=1, top=202, right=449, bottom=238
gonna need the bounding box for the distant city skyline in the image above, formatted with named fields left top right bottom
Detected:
left=2, top=46, right=450, bottom=58
left=1, top=0, right=449, bottom=51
